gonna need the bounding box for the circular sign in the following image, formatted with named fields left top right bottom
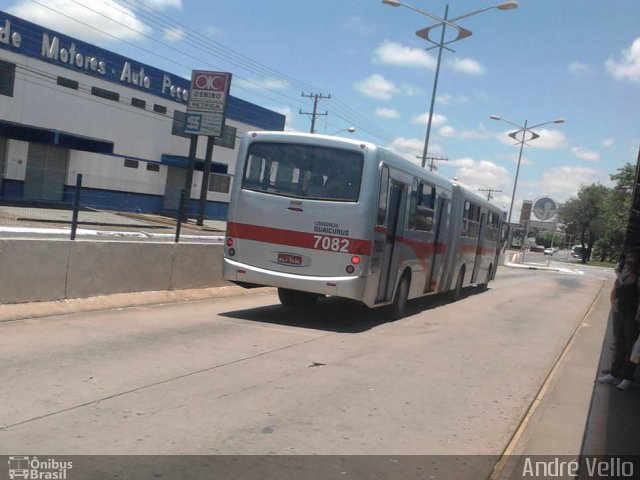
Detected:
left=532, top=196, right=558, bottom=222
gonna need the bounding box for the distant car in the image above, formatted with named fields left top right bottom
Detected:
left=544, top=248, right=554, bottom=256
left=571, top=245, right=584, bottom=258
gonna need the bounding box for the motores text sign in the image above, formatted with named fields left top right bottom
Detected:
left=184, top=70, right=231, bottom=136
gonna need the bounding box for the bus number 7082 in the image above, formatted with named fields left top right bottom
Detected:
left=313, top=235, right=350, bottom=253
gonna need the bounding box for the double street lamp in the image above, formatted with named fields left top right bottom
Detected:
left=489, top=115, right=565, bottom=225
left=382, top=0, right=518, bottom=168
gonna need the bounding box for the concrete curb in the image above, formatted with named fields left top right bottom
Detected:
left=0, top=285, right=276, bottom=323
left=503, top=260, right=585, bottom=274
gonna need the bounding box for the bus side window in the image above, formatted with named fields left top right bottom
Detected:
left=244, top=155, right=264, bottom=187
left=464, top=202, right=480, bottom=238
left=412, top=182, right=435, bottom=231
left=377, top=167, right=390, bottom=226
left=408, top=179, right=418, bottom=230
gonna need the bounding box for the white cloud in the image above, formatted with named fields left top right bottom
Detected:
left=354, top=74, right=399, bottom=100
left=567, top=61, right=590, bottom=76
left=447, top=57, right=486, bottom=75
left=606, top=37, right=640, bottom=83
left=388, top=137, right=444, bottom=163
left=234, top=78, right=291, bottom=91
left=163, top=26, right=184, bottom=42
left=439, top=124, right=491, bottom=140
left=203, top=25, right=222, bottom=37
left=375, top=108, right=400, bottom=119
left=146, top=0, right=182, bottom=8
left=7, top=0, right=154, bottom=41
left=570, top=147, right=600, bottom=162
left=412, top=113, right=447, bottom=127
left=449, top=158, right=511, bottom=192
left=344, top=15, right=375, bottom=35
left=602, top=138, right=615, bottom=148
left=540, top=166, right=611, bottom=199
left=373, top=41, right=436, bottom=69
left=437, top=92, right=468, bottom=106
left=271, top=106, right=298, bottom=132
left=400, top=84, right=425, bottom=96
left=496, top=152, right=534, bottom=167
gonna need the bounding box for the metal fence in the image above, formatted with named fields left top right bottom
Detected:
left=0, top=173, right=226, bottom=243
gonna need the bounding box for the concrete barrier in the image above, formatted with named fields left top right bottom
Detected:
left=170, top=243, right=226, bottom=290
left=0, top=239, right=71, bottom=303
left=0, top=239, right=226, bottom=305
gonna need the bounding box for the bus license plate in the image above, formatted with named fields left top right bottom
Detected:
left=278, top=253, right=303, bottom=266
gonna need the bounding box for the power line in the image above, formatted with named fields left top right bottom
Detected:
left=25, top=0, right=412, bottom=152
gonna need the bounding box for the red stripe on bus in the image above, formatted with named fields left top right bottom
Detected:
left=226, top=222, right=372, bottom=255
left=458, top=244, right=496, bottom=255
left=396, top=237, right=447, bottom=256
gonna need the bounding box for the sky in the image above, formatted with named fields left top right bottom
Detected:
left=4, top=0, right=640, bottom=221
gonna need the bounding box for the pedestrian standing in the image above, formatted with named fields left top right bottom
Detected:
left=598, top=253, right=640, bottom=391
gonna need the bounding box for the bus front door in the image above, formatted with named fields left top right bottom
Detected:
left=425, top=196, right=447, bottom=292
left=471, top=213, right=487, bottom=283
left=377, top=182, right=405, bottom=302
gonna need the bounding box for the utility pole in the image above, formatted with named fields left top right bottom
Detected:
left=479, top=188, right=502, bottom=201
left=417, top=155, right=448, bottom=172
left=299, top=92, right=330, bottom=133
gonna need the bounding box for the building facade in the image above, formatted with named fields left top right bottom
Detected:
left=0, top=11, right=285, bottom=219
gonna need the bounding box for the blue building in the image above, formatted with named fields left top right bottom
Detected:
left=0, top=11, right=285, bottom=219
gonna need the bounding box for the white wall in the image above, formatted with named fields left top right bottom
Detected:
left=68, top=151, right=168, bottom=196
left=4, top=139, right=28, bottom=180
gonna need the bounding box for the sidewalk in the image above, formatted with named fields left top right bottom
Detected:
left=496, top=253, right=640, bottom=478
left=0, top=206, right=227, bottom=240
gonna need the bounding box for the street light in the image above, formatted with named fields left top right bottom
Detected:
left=489, top=115, right=565, bottom=226
left=329, top=127, right=356, bottom=135
left=383, top=0, right=518, bottom=169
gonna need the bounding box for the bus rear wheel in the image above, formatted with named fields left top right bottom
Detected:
left=277, top=288, right=320, bottom=309
left=452, top=267, right=465, bottom=301
left=388, top=274, right=410, bottom=320
left=478, top=264, right=492, bottom=291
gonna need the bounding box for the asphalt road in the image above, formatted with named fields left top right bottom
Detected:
left=0, top=267, right=610, bottom=461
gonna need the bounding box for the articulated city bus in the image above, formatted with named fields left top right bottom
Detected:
left=223, top=132, right=503, bottom=318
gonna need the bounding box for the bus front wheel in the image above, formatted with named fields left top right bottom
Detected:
left=277, top=288, right=320, bottom=309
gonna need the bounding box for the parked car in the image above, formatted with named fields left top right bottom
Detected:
left=544, top=248, right=554, bottom=256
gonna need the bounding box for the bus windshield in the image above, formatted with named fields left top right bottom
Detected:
left=241, top=142, right=364, bottom=202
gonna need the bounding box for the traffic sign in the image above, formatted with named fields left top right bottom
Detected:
left=184, top=70, right=231, bottom=137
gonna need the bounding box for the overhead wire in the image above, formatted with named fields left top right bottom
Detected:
left=23, top=0, right=418, bottom=155
left=99, top=0, right=408, bottom=147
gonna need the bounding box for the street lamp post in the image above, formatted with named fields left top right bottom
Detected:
left=329, top=127, right=356, bottom=135
left=489, top=115, right=565, bottom=226
left=382, top=0, right=518, bottom=168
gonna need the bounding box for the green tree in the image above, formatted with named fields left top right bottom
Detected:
left=595, top=163, right=635, bottom=261
left=559, top=184, right=609, bottom=263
